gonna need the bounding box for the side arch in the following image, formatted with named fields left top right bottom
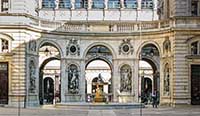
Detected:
left=37, top=39, right=64, bottom=58
left=83, top=42, right=116, bottom=59
left=136, top=41, right=162, bottom=58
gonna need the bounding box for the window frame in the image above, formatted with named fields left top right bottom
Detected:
left=0, top=38, right=10, bottom=53
left=1, top=0, right=9, bottom=12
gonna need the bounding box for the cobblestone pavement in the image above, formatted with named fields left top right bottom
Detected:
left=0, top=105, right=200, bottom=116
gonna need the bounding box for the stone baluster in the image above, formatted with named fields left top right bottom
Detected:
left=104, top=0, right=108, bottom=9
left=120, top=0, right=124, bottom=9
left=153, top=0, right=157, bottom=10
left=39, top=0, right=43, bottom=9
left=88, top=0, right=92, bottom=9
left=137, top=0, right=141, bottom=10
left=71, top=0, right=75, bottom=9
left=55, top=0, right=60, bottom=9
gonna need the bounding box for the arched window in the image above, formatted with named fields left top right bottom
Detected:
left=68, top=64, right=79, bottom=94
left=120, top=64, right=132, bottom=93
left=164, top=63, right=170, bottom=96
left=92, top=0, right=104, bottom=9
left=108, top=0, right=120, bottom=9
left=0, top=38, right=9, bottom=53
left=42, top=0, right=56, bottom=8
left=75, top=0, right=88, bottom=8
left=141, top=0, right=153, bottom=9
left=124, top=0, right=137, bottom=9
left=59, top=0, right=71, bottom=8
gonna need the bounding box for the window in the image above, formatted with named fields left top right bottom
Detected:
left=191, top=41, right=198, bottom=55
left=124, top=0, right=137, bottom=9
left=141, top=0, right=153, bottom=9
left=108, top=0, right=120, bottom=9
left=59, top=0, right=71, bottom=8
left=0, top=39, right=9, bottom=53
left=92, top=0, right=104, bottom=9
left=75, top=0, right=88, bottom=9
left=1, top=0, right=8, bottom=12
left=42, top=0, right=56, bottom=8
left=191, top=0, right=198, bottom=16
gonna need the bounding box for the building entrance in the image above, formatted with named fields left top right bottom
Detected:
left=0, top=62, right=8, bottom=104
left=191, top=65, right=200, bottom=105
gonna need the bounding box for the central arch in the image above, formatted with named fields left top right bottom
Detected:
left=85, top=45, right=113, bottom=102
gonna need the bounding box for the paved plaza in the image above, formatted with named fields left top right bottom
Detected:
left=0, top=105, right=200, bottom=116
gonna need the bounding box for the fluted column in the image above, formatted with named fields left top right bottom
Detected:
left=153, top=0, right=157, bottom=10
left=137, top=0, right=141, bottom=10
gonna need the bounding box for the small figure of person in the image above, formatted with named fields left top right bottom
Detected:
left=152, top=91, right=158, bottom=108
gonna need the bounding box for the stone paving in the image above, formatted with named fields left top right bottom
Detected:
left=0, top=105, right=200, bottom=116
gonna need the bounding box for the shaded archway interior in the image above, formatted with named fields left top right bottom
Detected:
left=85, top=45, right=113, bottom=102
left=139, top=43, right=160, bottom=104
left=38, top=44, right=61, bottom=105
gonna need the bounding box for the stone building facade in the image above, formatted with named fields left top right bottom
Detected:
left=0, top=0, right=200, bottom=107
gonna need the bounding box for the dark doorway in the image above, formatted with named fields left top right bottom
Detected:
left=0, top=62, right=8, bottom=104
left=191, top=65, right=200, bottom=105
left=44, top=77, right=54, bottom=104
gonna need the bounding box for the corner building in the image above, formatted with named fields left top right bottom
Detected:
left=0, top=0, right=199, bottom=107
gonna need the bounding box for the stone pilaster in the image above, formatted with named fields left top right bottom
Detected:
left=134, top=59, right=139, bottom=102
left=112, top=60, right=120, bottom=102
left=80, top=60, right=86, bottom=101
left=60, top=58, right=66, bottom=103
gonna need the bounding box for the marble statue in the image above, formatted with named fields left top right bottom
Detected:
left=68, top=68, right=79, bottom=94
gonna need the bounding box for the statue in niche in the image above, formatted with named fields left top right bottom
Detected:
left=29, top=40, right=36, bottom=52
left=29, top=62, right=36, bottom=93
left=164, top=68, right=170, bottom=96
left=120, top=65, right=132, bottom=93
left=68, top=65, right=79, bottom=94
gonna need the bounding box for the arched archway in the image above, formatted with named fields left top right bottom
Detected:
left=85, top=45, right=113, bottom=102
left=38, top=43, right=61, bottom=105
left=139, top=43, right=160, bottom=104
